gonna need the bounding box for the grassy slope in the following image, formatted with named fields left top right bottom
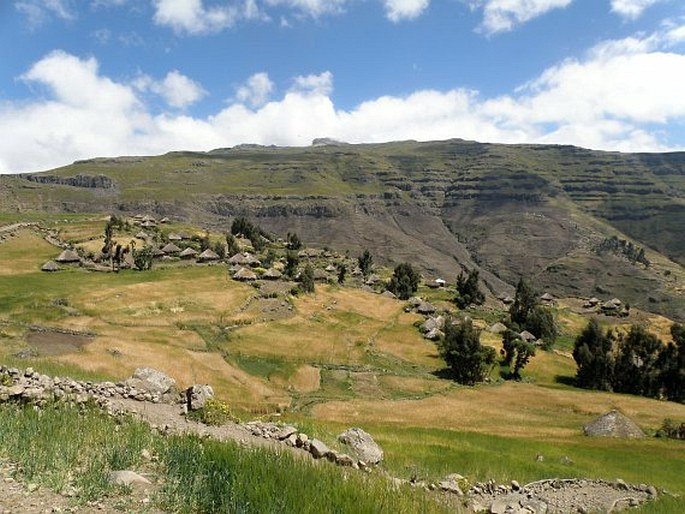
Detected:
left=0, top=223, right=684, bottom=512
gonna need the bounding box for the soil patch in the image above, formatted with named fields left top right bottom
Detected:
left=26, top=330, right=94, bottom=356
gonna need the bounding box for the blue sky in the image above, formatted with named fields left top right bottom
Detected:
left=1, top=0, right=684, bottom=173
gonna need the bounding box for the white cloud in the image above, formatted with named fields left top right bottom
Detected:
left=264, top=0, right=348, bottom=17
left=469, top=0, right=573, bottom=35
left=3, top=32, right=685, bottom=174
left=15, top=0, right=76, bottom=28
left=610, top=0, right=666, bottom=21
left=382, top=0, right=430, bottom=22
left=290, top=71, right=333, bottom=96
left=235, top=72, right=275, bottom=107
left=152, top=0, right=264, bottom=34
left=135, top=70, right=207, bottom=108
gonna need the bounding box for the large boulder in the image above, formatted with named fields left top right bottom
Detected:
left=126, top=368, right=176, bottom=395
left=583, top=410, right=645, bottom=438
left=185, top=384, right=214, bottom=411
left=337, top=427, right=383, bottom=464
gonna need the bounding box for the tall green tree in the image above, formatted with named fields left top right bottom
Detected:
left=510, top=278, right=537, bottom=326
left=132, top=245, right=154, bottom=271
left=299, top=264, right=315, bottom=294
left=501, top=329, right=535, bottom=380
left=284, top=251, right=299, bottom=279
left=438, top=319, right=496, bottom=385
left=658, top=324, right=685, bottom=402
left=226, top=233, right=240, bottom=256
left=387, top=262, right=420, bottom=300
left=613, top=325, right=663, bottom=397
left=455, top=268, right=485, bottom=308
left=357, top=250, right=373, bottom=278
left=337, top=263, right=347, bottom=284
left=572, top=319, right=615, bottom=391
left=509, top=277, right=557, bottom=346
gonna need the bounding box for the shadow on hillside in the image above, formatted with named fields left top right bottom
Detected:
left=431, top=368, right=456, bottom=381
left=554, top=375, right=576, bottom=387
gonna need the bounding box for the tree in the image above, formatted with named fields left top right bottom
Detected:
left=438, top=318, right=496, bottom=385
left=102, top=220, right=114, bottom=257
left=510, top=278, right=537, bottom=326
left=262, top=249, right=276, bottom=268
left=132, top=245, right=154, bottom=271
left=358, top=250, right=373, bottom=278
left=337, top=263, right=347, bottom=284
left=455, top=268, right=485, bottom=308
left=658, top=324, right=685, bottom=402
left=572, top=319, right=615, bottom=391
left=299, top=264, right=315, bottom=294
left=387, top=262, right=420, bottom=300
left=613, top=325, right=663, bottom=397
left=284, top=251, right=299, bottom=279
left=226, top=233, right=240, bottom=256
left=501, top=329, right=535, bottom=380
left=286, top=232, right=302, bottom=250
left=231, top=217, right=254, bottom=238
left=509, top=277, right=557, bottom=347
left=212, top=240, right=226, bottom=259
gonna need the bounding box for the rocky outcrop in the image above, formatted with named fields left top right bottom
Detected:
left=185, top=384, right=214, bottom=411
left=125, top=368, right=176, bottom=398
left=22, top=174, right=116, bottom=189
left=337, top=427, right=384, bottom=464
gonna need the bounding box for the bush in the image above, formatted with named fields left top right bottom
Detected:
left=189, top=398, right=233, bottom=426
left=387, top=262, right=420, bottom=300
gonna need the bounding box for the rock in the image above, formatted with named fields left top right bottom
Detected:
left=583, top=410, right=645, bottom=438
left=335, top=453, right=356, bottom=466
left=511, top=480, right=520, bottom=491
left=126, top=368, right=176, bottom=395
left=7, top=385, right=25, bottom=397
left=490, top=496, right=514, bottom=514
left=276, top=425, right=298, bottom=441
left=309, top=439, right=330, bottom=459
left=185, top=384, right=214, bottom=411
left=108, top=470, right=151, bottom=486
left=647, top=486, right=658, bottom=497
left=337, top=427, right=383, bottom=464
left=438, top=474, right=463, bottom=495
left=521, top=498, right=548, bottom=514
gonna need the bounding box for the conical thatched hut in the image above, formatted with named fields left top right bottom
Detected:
left=198, top=249, right=220, bottom=262
left=540, top=292, right=555, bottom=302
left=583, top=410, right=645, bottom=438
left=161, top=243, right=181, bottom=254
left=55, top=249, right=80, bottom=263
left=488, top=322, right=508, bottom=334
left=263, top=268, right=282, bottom=280
left=135, top=231, right=148, bottom=239
left=179, top=247, right=198, bottom=259
left=41, top=260, right=60, bottom=272
left=167, top=233, right=183, bottom=241
left=233, top=267, right=257, bottom=281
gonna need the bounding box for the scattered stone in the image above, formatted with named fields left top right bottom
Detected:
left=309, top=439, right=330, bottom=459
left=125, top=368, right=176, bottom=396
left=337, top=427, right=383, bottom=464
left=108, top=470, right=151, bottom=487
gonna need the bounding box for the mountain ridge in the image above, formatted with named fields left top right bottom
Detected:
left=1, top=138, right=683, bottom=319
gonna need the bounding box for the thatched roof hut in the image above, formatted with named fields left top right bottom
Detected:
left=179, top=247, right=198, bottom=259
left=55, top=249, right=80, bottom=263
left=167, top=233, right=183, bottom=241
left=161, top=243, right=181, bottom=254
left=135, top=231, right=148, bottom=239
left=233, top=267, right=257, bottom=281
left=152, top=247, right=165, bottom=257
left=198, top=249, right=220, bottom=262
left=41, top=260, right=60, bottom=272
left=313, top=268, right=329, bottom=282
left=160, top=217, right=170, bottom=223
left=325, top=264, right=337, bottom=273
left=540, top=292, right=555, bottom=302
left=488, top=322, right=508, bottom=334
left=263, top=268, right=282, bottom=280
left=417, top=302, right=436, bottom=315
left=520, top=330, right=536, bottom=342
left=583, top=410, right=645, bottom=438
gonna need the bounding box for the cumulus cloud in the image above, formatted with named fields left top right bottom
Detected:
left=469, top=0, right=573, bottom=35
left=235, top=72, right=275, bottom=107
left=382, top=0, right=430, bottom=22
left=290, top=71, right=333, bottom=96
left=610, top=0, right=666, bottom=20
left=264, top=0, right=348, bottom=17
left=15, top=0, right=76, bottom=28
left=152, top=0, right=264, bottom=34
left=140, top=70, right=207, bottom=108
left=3, top=29, right=685, bottom=174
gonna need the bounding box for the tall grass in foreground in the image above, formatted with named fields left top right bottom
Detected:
left=0, top=402, right=154, bottom=500
left=0, top=402, right=450, bottom=513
